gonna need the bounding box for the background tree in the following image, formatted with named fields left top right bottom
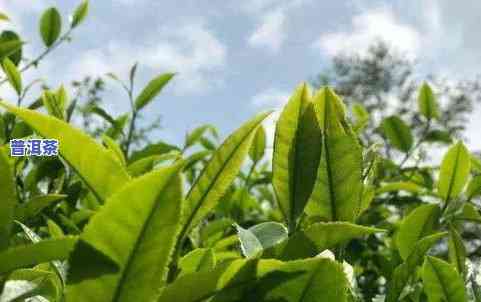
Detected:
left=313, top=41, right=481, bottom=156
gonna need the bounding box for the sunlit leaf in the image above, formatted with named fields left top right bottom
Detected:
left=2, top=57, right=22, bottom=95
left=438, top=142, right=471, bottom=202
left=67, top=163, right=184, bottom=302
left=135, top=73, right=175, bottom=111
left=422, top=256, right=467, bottom=302
left=273, top=83, right=322, bottom=229
left=0, top=102, right=131, bottom=202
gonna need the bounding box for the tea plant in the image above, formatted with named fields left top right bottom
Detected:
left=1, top=3, right=481, bottom=302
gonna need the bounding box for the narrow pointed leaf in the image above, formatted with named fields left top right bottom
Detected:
left=397, top=204, right=441, bottom=260
left=2, top=57, right=21, bottom=95
left=467, top=175, right=481, bottom=200
left=0, top=237, right=77, bottom=274
left=0, top=151, right=16, bottom=250
left=253, top=258, right=348, bottom=302
left=386, top=232, right=447, bottom=302
left=273, top=83, right=322, bottom=229
left=280, top=222, right=384, bottom=260
left=39, top=7, right=62, bottom=47
left=422, top=256, right=467, bottom=302
left=71, top=0, right=89, bottom=28
left=307, top=88, right=362, bottom=222
left=67, top=163, right=184, bottom=302
left=438, top=142, right=471, bottom=202
left=249, top=125, right=266, bottom=163
left=181, top=112, right=271, bottom=237
left=448, top=225, right=466, bottom=277
left=135, top=73, right=175, bottom=111
left=0, top=102, right=131, bottom=202
left=418, top=82, right=439, bottom=120
left=381, top=115, right=413, bottom=152
left=0, top=39, right=23, bottom=60
left=15, top=194, right=66, bottom=221
left=178, top=248, right=216, bottom=277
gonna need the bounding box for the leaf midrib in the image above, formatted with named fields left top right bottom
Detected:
left=181, top=119, right=262, bottom=239
left=111, top=172, right=179, bottom=301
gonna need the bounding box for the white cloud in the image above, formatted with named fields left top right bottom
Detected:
left=246, top=0, right=306, bottom=53
left=314, top=7, right=421, bottom=58
left=248, top=9, right=286, bottom=52
left=68, top=22, right=227, bottom=95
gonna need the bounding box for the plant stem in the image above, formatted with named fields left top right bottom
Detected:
left=399, top=120, right=431, bottom=169
left=0, top=29, right=73, bottom=86
left=124, top=88, right=136, bottom=157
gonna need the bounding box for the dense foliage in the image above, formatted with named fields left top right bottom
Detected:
left=1, top=3, right=481, bottom=302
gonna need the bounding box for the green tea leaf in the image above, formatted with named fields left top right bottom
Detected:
left=467, top=174, right=481, bottom=200
left=40, top=7, right=62, bottom=47
left=42, top=90, right=65, bottom=120
left=102, top=134, right=126, bottom=166
left=0, top=237, right=77, bottom=274
left=180, top=112, right=270, bottom=238
left=71, top=0, right=89, bottom=28
left=448, top=225, right=466, bottom=277
left=376, top=181, right=424, bottom=195
left=2, top=57, right=22, bottom=95
left=0, top=151, right=16, bottom=250
left=0, top=12, right=9, bottom=22
left=184, top=124, right=218, bottom=150
left=157, top=259, right=281, bottom=302
left=0, top=39, right=23, bottom=61
left=15, top=194, right=66, bottom=221
left=397, top=204, right=441, bottom=260
left=253, top=258, right=348, bottom=302
left=381, top=115, right=413, bottom=152
left=249, top=125, right=266, bottom=163
left=67, top=163, right=184, bottom=302
left=0, top=102, right=131, bottom=202
left=438, top=142, right=471, bottom=202
left=273, top=83, right=322, bottom=229
left=307, top=87, right=362, bottom=222
left=457, top=203, right=481, bottom=223
left=418, top=82, right=439, bottom=120
left=157, top=258, right=347, bottom=302
left=135, top=73, right=175, bottom=111
left=236, top=222, right=288, bottom=258
left=280, top=222, right=384, bottom=260
left=386, top=232, right=447, bottom=302
left=422, top=256, right=467, bottom=302
left=178, top=248, right=216, bottom=277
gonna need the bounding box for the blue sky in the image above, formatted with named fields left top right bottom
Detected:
left=1, top=0, right=480, bottom=151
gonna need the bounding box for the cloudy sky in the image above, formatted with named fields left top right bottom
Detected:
left=0, top=0, right=480, bottom=151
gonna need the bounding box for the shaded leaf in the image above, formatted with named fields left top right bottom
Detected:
left=418, top=82, right=439, bottom=120
left=0, top=237, right=77, bottom=274
left=39, top=7, right=62, bottom=47
left=280, top=222, right=384, bottom=260
left=397, top=204, right=441, bottom=260
left=438, top=142, right=471, bottom=202
left=422, top=256, right=467, bottom=302
left=135, top=73, right=175, bottom=111
left=381, top=115, right=413, bottom=152
left=0, top=151, right=16, bottom=250
left=71, top=0, right=89, bottom=28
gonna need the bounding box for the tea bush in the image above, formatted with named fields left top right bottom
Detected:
left=1, top=2, right=481, bottom=302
